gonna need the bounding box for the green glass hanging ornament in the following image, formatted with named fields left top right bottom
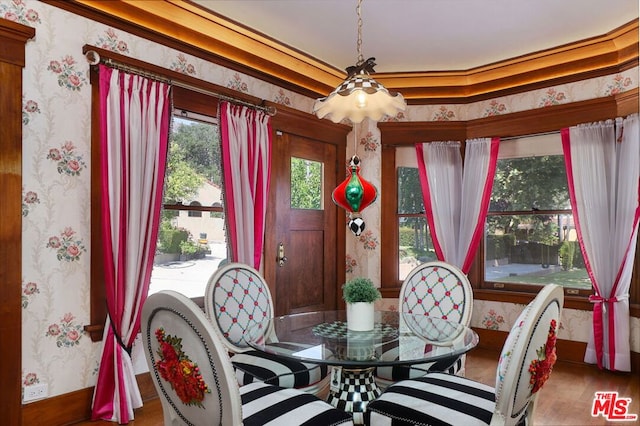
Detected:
left=332, top=155, right=378, bottom=236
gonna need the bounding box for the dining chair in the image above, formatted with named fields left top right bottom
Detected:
left=367, top=283, right=564, bottom=426
left=204, top=262, right=329, bottom=395
left=141, top=290, right=353, bottom=426
left=375, top=261, right=473, bottom=388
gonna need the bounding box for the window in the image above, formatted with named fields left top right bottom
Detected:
left=384, top=134, right=591, bottom=295
left=149, top=113, right=227, bottom=298
left=89, top=75, right=232, bottom=340
left=383, top=136, right=591, bottom=298
left=187, top=201, right=203, bottom=217
left=290, top=157, right=323, bottom=210
left=483, top=133, right=589, bottom=293
left=395, top=147, right=435, bottom=280
left=379, top=102, right=638, bottom=313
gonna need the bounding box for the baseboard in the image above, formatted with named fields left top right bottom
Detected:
left=472, top=327, right=639, bottom=372
left=22, top=372, right=157, bottom=426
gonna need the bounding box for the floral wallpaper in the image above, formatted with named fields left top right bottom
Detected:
left=4, top=0, right=638, bottom=404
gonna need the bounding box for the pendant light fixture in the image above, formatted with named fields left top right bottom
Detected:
left=313, top=0, right=406, bottom=123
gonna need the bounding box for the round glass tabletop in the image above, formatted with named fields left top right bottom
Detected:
left=245, top=310, right=478, bottom=367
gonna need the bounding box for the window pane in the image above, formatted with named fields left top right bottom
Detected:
left=489, top=155, right=570, bottom=212
left=484, top=214, right=590, bottom=289
left=397, top=167, right=424, bottom=214
left=150, top=116, right=227, bottom=298
left=188, top=201, right=202, bottom=217
left=398, top=216, right=436, bottom=280
left=290, top=157, right=323, bottom=210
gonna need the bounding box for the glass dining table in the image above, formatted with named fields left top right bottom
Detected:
left=245, top=310, right=479, bottom=424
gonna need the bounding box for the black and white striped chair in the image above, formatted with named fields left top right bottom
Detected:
left=142, top=290, right=354, bottom=426
left=375, top=261, right=473, bottom=388
left=204, top=263, right=329, bottom=394
left=367, top=284, right=564, bottom=426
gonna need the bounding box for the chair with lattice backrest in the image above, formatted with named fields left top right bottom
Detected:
left=204, top=262, right=329, bottom=395
left=141, top=290, right=353, bottom=426
left=375, top=261, right=473, bottom=388
left=367, top=284, right=564, bottom=426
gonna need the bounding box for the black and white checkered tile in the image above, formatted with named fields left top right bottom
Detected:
left=327, top=367, right=381, bottom=425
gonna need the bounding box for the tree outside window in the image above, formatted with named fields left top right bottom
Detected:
left=485, top=136, right=589, bottom=290
left=150, top=115, right=227, bottom=297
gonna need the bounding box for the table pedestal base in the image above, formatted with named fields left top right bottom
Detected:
left=327, top=366, right=381, bottom=425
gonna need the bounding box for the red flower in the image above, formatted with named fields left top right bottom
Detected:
left=154, top=328, right=210, bottom=407
left=160, top=341, right=179, bottom=362
left=528, top=319, right=558, bottom=394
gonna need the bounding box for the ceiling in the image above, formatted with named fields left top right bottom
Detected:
left=192, top=0, right=638, bottom=74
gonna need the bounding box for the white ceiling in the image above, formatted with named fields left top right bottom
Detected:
left=193, top=0, right=638, bottom=73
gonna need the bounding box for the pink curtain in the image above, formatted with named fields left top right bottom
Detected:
left=91, top=65, right=171, bottom=423
left=219, top=102, right=272, bottom=269
left=416, top=138, right=499, bottom=273
left=561, top=114, right=639, bottom=371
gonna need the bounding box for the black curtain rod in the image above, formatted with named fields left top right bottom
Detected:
left=85, top=49, right=277, bottom=116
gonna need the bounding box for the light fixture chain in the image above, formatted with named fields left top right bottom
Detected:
left=354, top=123, right=358, bottom=154
left=312, top=0, right=406, bottom=123
left=356, top=0, right=364, bottom=66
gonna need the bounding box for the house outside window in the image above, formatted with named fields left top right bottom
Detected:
left=149, top=113, right=227, bottom=298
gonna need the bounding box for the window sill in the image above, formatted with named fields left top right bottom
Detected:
left=474, top=288, right=639, bottom=317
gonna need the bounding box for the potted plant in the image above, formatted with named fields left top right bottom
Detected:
left=342, top=277, right=381, bottom=331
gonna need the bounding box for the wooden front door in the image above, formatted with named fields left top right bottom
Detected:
left=266, top=129, right=343, bottom=316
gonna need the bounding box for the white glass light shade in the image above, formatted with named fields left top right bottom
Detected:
left=313, top=74, right=406, bottom=123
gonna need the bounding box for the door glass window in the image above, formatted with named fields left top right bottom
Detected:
left=290, top=157, right=323, bottom=210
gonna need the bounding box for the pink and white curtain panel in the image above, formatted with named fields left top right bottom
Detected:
left=219, top=102, right=272, bottom=269
left=416, top=138, right=499, bottom=273
left=562, top=113, right=639, bottom=372
left=92, top=65, right=171, bottom=423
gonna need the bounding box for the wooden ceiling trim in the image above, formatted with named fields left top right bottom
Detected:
left=45, top=1, right=637, bottom=104
left=69, top=0, right=341, bottom=94
left=377, top=20, right=639, bottom=100
left=377, top=121, right=468, bottom=146
left=380, top=89, right=639, bottom=145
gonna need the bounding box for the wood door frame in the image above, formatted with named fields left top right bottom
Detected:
left=273, top=134, right=338, bottom=315
left=0, top=18, right=35, bottom=425
left=264, top=107, right=350, bottom=312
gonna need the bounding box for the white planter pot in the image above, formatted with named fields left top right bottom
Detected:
left=346, top=302, right=375, bottom=331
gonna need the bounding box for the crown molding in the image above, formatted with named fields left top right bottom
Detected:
left=44, top=1, right=638, bottom=103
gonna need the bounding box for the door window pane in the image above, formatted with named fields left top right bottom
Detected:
left=290, top=157, right=323, bottom=210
